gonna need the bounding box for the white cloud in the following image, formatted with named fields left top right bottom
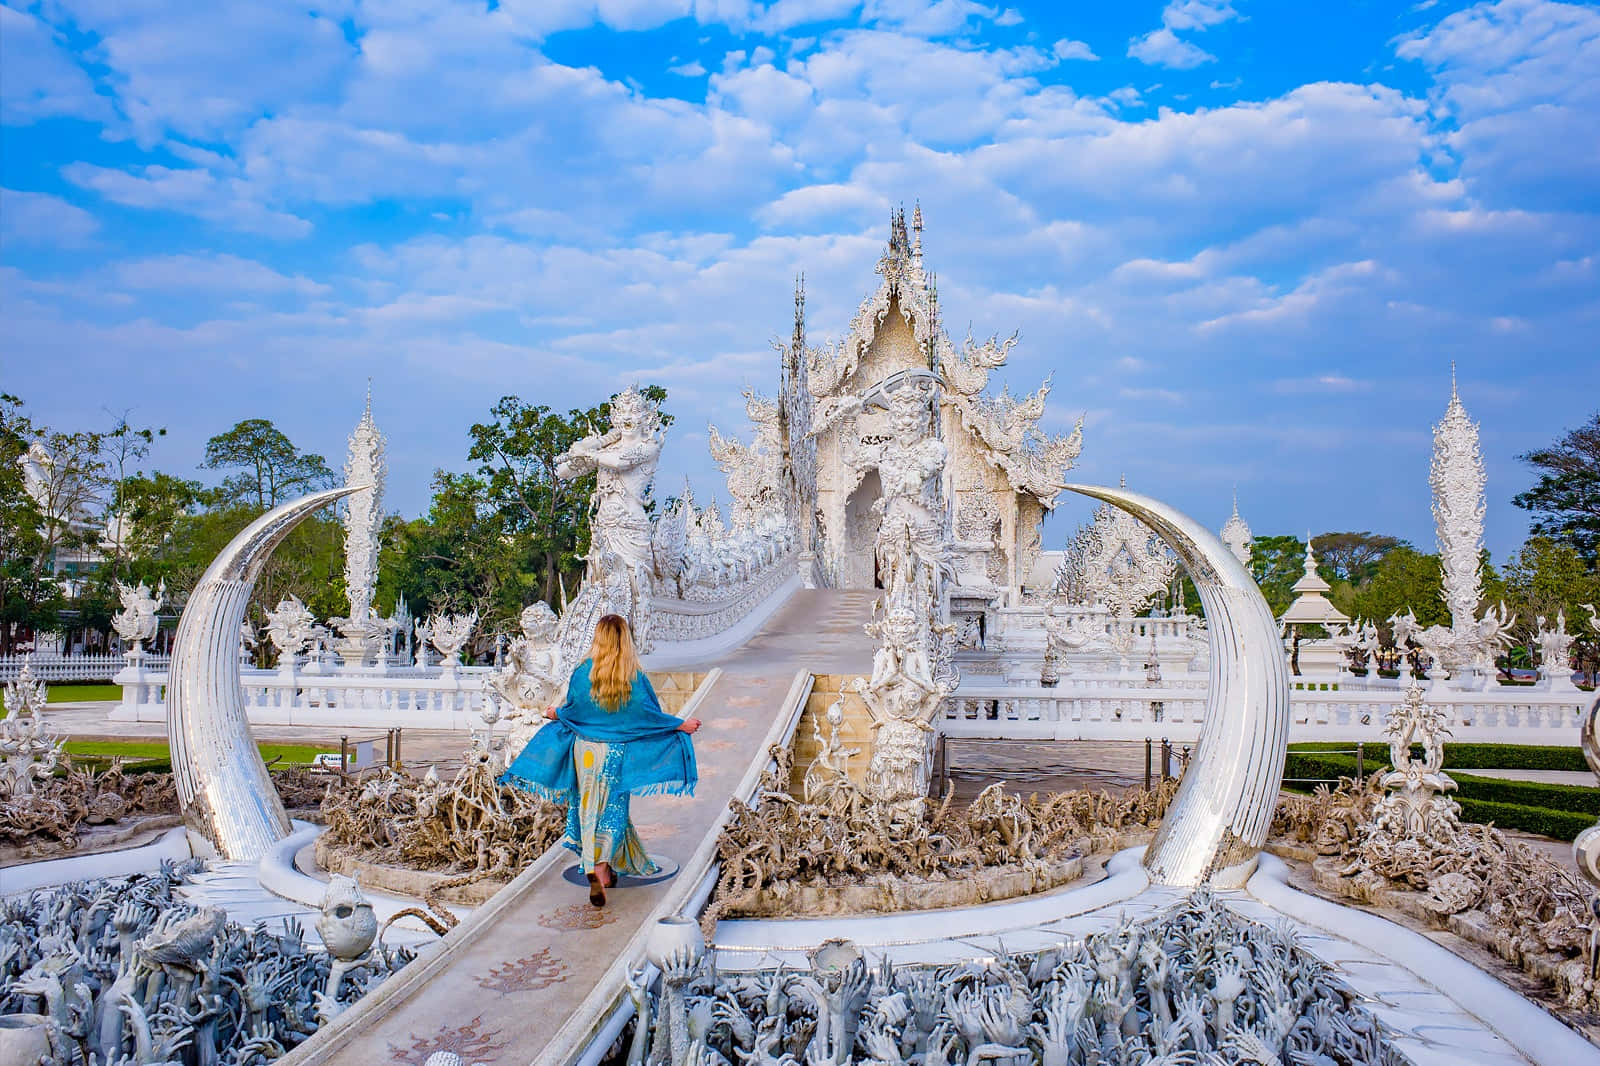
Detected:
left=1161, top=0, right=1239, bottom=32
left=0, top=5, right=110, bottom=124
left=62, top=163, right=312, bottom=238
left=1053, top=38, right=1099, bottom=61
left=109, top=253, right=328, bottom=296
left=1128, top=0, right=1240, bottom=69
left=0, top=189, right=100, bottom=247
left=670, top=59, right=709, bottom=76
left=1396, top=0, right=1600, bottom=210
left=48, top=0, right=353, bottom=142
left=758, top=183, right=887, bottom=227
left=1271, top=374, right=1375, bottom=394
left=1129, top=28, right=1216, bottom=68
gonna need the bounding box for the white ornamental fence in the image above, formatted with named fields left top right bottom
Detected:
left=941, top=680, right=1593, bottom=746
left=0, top=653, right=171, bottom=683
left=108, top=551, right=802, bottom=728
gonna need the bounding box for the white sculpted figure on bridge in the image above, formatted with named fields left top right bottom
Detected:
left=844, top=378, right=949, bottom=595
left=848, top=596, right=949, bottom=812
left=707, top=388, right=786, bottom=531
left=554, top=385, right=665, bottom=664
left=558, top=385, right=664, bottom=584
left=110, top=579, right=164, bottom=653
left=490, top=601, right=564, bottom=757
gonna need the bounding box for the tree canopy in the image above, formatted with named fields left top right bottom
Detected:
left=1514, top=412, right=1600, bottom=563
left=203, top=418, right=336, bottom=509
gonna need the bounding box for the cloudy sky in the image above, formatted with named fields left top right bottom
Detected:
left=3, top=0, right=1596, bottom=560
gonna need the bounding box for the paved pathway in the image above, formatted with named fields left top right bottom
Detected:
left=283, top=589, right=878, bottom=1066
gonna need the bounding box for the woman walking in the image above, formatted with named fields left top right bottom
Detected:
left=501, top=613, right=700, bottom=907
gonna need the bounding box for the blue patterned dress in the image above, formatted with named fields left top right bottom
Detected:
left=501, top=660, right=697, bottom=876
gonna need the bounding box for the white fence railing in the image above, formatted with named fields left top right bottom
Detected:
left=0, top=653, right=172, bottom=683
left=108, top=554, right=802, bottom=728
left=941, top=681, right=1592, bottom=745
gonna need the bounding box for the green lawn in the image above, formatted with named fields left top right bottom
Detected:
left=64, top=739, right=326, bottom=770
left=45, top=683, right=123, bottom=703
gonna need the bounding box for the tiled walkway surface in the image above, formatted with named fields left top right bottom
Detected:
left=282, top=590, right=878, bottom=1066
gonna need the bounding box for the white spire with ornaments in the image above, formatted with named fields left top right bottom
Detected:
left=1431, top=363, right=1486, bottom=636
left=1280, top=535, right=1349, bottom=628
left=1220, top=487, right=1252, bottom=568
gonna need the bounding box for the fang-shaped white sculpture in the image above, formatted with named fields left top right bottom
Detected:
left=167, top=486, right=363, bottom=860
left=1060, top=482, right=1290, bottom=887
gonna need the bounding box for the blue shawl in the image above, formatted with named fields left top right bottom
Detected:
left=500, top=660, right=697, bottom=804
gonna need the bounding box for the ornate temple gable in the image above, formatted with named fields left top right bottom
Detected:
left=808, top=205, right=939, bottom=402
left=942, top=370, right=1084, bottom=507
left=804, top=207, right=1085, bottom=508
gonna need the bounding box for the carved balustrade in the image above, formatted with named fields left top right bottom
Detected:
left=0, top=652, right=171, bottom=682
left=940, top=681, right=1587, bottom=744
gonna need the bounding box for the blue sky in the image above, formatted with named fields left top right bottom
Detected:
left=2, top=0, right=1597, bottom=562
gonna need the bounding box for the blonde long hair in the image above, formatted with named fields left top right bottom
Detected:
left=589, top=614, right=639, bottom=711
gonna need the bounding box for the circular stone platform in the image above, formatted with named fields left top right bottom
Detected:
left=560, top=855, right=680, bottom=887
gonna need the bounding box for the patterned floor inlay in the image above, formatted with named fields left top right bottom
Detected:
left=475, top=947, right=568, bottom=995
left=537, top=901, right=622, bottom=931
left=390, top=1016, right=508, bottom=1064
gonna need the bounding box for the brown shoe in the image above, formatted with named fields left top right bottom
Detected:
left=586, top=871, right=606, bottom=907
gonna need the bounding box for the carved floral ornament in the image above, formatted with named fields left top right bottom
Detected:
left=1055, top=493, right=1178, bottom=618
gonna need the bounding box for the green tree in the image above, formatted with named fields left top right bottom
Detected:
left=1349, top=546, right=1448, bottom=630
left=1501, top=536, right=1599, bottom=634
left=99, top=412, right=166, bottom=580
left=0, top=397, right=111, bottom=653
left=1310, top=531, right=1402, bottom=585
left=1248, top=534, right=1306, bottom=617
left=0, top=395, right=55, bottom=654
left=115, top=471, right=206, bottom=579
left=379, top=472, right=532, bottom=636
left=465, top=386, right=672, bottom=604
left=1514, top=412, right=1600, bottom=562
left=202, top=419, right=335, bottom=509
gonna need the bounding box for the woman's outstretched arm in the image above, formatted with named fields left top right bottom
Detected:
left=638, top=670, right=700, bottom=733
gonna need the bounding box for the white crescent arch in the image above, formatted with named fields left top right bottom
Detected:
left=167, top=486, right=363, bottom=861
left=1060, top=483, right=1290, bottom=887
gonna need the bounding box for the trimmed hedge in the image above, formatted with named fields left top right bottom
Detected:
left=1288, top=742, right=1587, bottom=773
left=1282, top=746, right=1599, bottom=842
left=1452, top=772, right=1600, bottom=816
left=1455, top=798, right=1596, bottom=842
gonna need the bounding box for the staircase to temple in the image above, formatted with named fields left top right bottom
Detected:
left=282, top=589, right=878, bottom=1066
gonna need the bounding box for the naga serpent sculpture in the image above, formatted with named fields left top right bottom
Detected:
left=167, top=486, right=363, bottom=861
left=1061, top=483, right=1290, bottom=888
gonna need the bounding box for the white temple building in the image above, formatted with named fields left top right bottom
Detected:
left=775, top=207, right=1084, bottom=597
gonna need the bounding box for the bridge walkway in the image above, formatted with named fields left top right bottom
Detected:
left=284, top=589, right=876, bottom=1066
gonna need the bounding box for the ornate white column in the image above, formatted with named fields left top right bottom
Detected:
left=332, top=390, right=389, bottom=668
left=1430, top=367, right=1485, bottom=642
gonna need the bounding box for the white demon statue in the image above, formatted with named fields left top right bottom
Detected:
left=552, top=385, right=666, bottom=669
left=490, top=601, right=564, bottom=759
left=110, top=580, right=164, bottom=654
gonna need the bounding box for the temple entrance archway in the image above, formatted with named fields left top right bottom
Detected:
left=842, top=469, right=883, bottom=588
